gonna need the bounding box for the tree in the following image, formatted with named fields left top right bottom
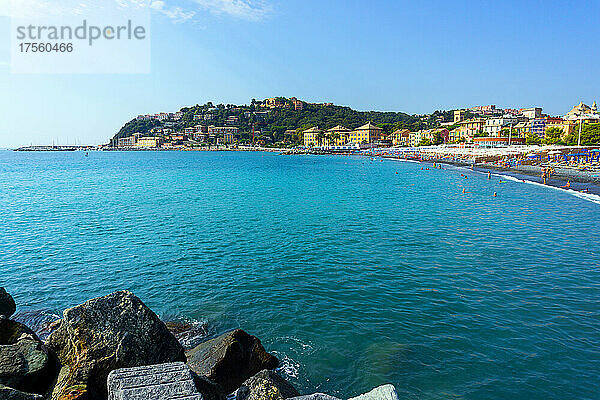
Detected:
left=580, top=123, right=600, bottom=145
left=544, top=127, right=564, bottom=145
left=418, top=138, right=432, bottom=147
left=499, top=127, right=511, bottom=137
left=330, top=133, right=340, bottom=145
left=526, top=132, right=542, bottom=145
left=315, top=132, right=326, bottom=146
left=432, top=131, right=444, bottom=145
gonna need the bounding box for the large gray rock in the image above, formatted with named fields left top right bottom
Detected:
left=191, top=374, right=226, bottom=400
left=0, top=319, right=57, bottom=395
left=236, top=370, right=299, bottom=400
left=107, top=362, right=202, bottom=400
left=347, top=385, right=399, bottom=400
left=46, top=291, right=185, bottom=400
left=0, top=385, right=44, bottom=400
left=187, top=330, right=278, bottom=394
left=0, top=288, right=16, bottom=318
left=289, top=395, right=340, bottom=400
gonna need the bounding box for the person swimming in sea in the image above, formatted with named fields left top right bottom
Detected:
left=487, top=171, right=491, bottom=180
left=493, top=192, right=497, bottom=197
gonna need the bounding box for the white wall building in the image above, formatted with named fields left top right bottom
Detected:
left=521, top=108, right=542, bottom=119
left=483, top=115, right=519, bottom=137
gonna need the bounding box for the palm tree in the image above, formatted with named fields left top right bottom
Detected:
left=330, top=133, right=340, bottom=146
left=316, top=132, right=326, bottom=146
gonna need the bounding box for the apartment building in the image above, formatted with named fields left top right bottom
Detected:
left=457, top=118, right=485, bottom=139
left=208, top=126, right=239, bottom=135
left=483, top=115, right=519, bottom=137
left=303, top=127, right=322, bottom=147
left=348, top=122, right=383, bottom=144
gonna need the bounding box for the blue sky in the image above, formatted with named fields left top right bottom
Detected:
left=0, top=0, right=599, bottom=147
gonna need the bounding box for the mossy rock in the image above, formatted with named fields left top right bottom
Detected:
left=0, top=319, right=57, bottom=395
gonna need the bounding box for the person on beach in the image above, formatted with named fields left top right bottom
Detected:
left=542, top=167, right=547, bottom=185
left=562, top=181, right=571, bottom=189
left=487, top=171, right=491, bottom=180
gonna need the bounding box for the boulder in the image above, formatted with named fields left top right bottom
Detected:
left=289, top=395, right=341, bottom=400
left=46, top=291, right=185, bottom=400
left=191, top=374, right=226, bottom=400
left=186, top=329, right=278, bottom=394
left=0, top=319, right=57, bottom=395
left=347, top=385, right=399, bottom=400
left=0, top=385, right=44, bottom=400
left=0, top=288, right=16, bottom=319
left=236, top=370, right=299, bottom=400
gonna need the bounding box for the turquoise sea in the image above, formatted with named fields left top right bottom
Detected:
left=1, top=150, right=599, bottom=400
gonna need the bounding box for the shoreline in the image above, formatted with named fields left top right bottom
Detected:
left=379, top=155, right=600, bottom=197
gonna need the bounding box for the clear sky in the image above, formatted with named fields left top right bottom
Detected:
left=0, top=0, right=599, bottom=148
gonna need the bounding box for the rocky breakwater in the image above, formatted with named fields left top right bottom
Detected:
left=0, top=289, right=399, bottom=400
left=0, top=288, right=57, bottom=400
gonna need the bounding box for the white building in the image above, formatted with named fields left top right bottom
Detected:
left=483, top=115, right=519, bottom=137
left=520, top=108, right=542, bottom=119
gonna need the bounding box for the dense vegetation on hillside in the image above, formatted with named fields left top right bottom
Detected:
left=113, top=100, right=453, bottom=144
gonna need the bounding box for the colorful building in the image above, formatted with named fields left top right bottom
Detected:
left=457, top=118, right=485, bottom=140
left=135, top=137, right=161, bottom=148
left=349, top=122, right=383, bottom=144
left=545, top=118, right=576, bottom=137
left=470, top=105, right=497, bottom=115
left=290, top=97, right=304, bottom=111
left=117, top=136, right=136, bottom=148
left=454, top=110, right=466, bottom=123
left=409, top=128, right=449, bottom=146
left=208, top=126, right=239, bottom=135
left=389, top=129, right=411, bottom=146
left=326, top=125, right=351, bottom=146
left=221, top=132, right=236, bottom=144
left=531, top=118, right=547, bottom=138
left=303, top=127, right=323, bottom=147
left=513, top=121, right=531, bottom=137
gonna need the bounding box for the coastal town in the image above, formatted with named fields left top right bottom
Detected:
left=106, top=98, right=600, bottom=151
left=14, top=98, right=600, bottom=186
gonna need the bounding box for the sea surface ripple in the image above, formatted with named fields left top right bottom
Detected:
left=1, top=150, right=599, bottom=400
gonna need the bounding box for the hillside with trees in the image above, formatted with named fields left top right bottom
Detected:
left=112, top=99, right=453, bottom=145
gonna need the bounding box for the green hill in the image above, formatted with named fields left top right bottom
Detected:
left=112, top=99, right=452, bottom=145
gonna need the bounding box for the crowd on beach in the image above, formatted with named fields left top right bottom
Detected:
left=366, top=144, right=600, bottom=186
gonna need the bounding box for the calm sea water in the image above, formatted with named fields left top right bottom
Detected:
left=1, top=150, right=599, bottom=400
